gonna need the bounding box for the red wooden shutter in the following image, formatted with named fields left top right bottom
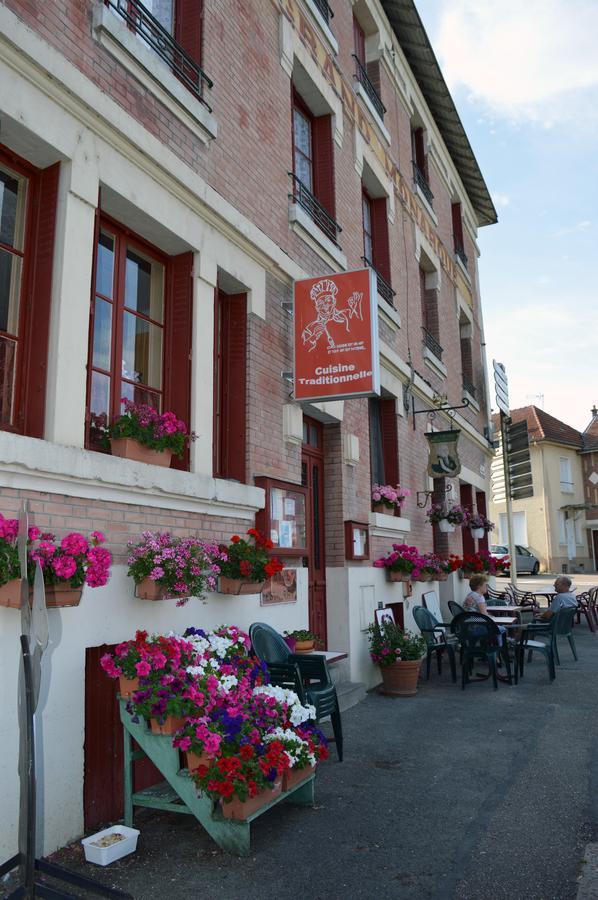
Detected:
left=353, top=16, right=366, bottom=65
left=175, top=0, right=202, bottom=63
left=476, top=490, right=489, bottom=553
left=22, top=161, right=60, bottom=438
left=371, top=197, right=390, bottom=283
left=452, top=202, right=464, bottom=249
left=380, top=398, right=399, bottom=486
left=165, top=251, right=193, bottom=471
left=460, top=483, right=475, bottom=557
left=312, top=114, right=335, bottom=219
left=412, top=128, right=427, bottom=178
left=217, top=292, right=247, bottom=483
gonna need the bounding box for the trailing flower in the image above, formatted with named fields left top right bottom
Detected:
left=373, top=543, right=447, bottom=580
left=447, top=550, right=509, bottom=575
left=426, top=503, right=467, bottom=526
left=466, top=512, right=495, bottom=532
left=127, top=531, right=226, bottom=604
left=219, top=529, right=284, bottom=583
left=372, top=484, right=410, bottom=510
left=367, top=620, right=426, bottom=667
left=107, top=398, right=194, bottom=458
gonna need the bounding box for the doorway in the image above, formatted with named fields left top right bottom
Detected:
left=593, top=530, right=598, bottom=572
left=301, top=416, right=327, bottom=646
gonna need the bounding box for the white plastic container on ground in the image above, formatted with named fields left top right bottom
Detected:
left=81, top=825, right=140, bottom=866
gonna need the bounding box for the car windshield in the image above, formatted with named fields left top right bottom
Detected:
left=491, top=545, right=508, bottom=554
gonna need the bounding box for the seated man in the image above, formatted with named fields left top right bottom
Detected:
left=535, top=575, right=577, bottom=620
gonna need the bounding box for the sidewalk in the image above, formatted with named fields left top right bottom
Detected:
left=8, top=621, right=598, bottom=900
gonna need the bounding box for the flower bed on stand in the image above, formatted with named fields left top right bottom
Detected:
left=100, top=624, right=327, bottom=821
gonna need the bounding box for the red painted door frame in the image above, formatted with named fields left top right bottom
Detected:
left=301, top=416, right=327, bottom=646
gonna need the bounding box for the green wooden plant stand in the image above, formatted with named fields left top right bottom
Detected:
left=119, top=699, right=315, bottom=856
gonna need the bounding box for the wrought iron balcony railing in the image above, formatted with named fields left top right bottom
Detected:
left=104, top=0, right=213, bottom=110
left=454, top=241, right=468, bottom=268
left=462, top=376, right=476, bottom=398
left=422, top=326, right=443, bottom=361
left=311, top=0, right=334, bottom=24
left=288, top=173, right=342, bottom=245
left=352, top=55, right=386, bottom=121
left=412, top=161, right=434, bottom=207
left=361, top=257, right=395, bottom=307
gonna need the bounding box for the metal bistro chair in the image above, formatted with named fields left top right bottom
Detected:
left=450, top=612, right=512, bottom=690
left=448, top=600, right=465, bottom=619
left=506, top=583, right=539, bottom=612
left=412, top=605, right=457, bottom=683
left=486, top=585, right=510, bottom=604
left=575, top=591, right=596, bottom=633
left=249, top=622, right=343, bottom=761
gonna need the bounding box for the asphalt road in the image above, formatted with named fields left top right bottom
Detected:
left=6, top=621, right=598, bottom=900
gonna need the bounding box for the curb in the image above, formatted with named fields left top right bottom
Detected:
left=577, top=844, right=598, bottom=899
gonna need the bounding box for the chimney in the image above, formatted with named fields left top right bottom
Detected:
left=592, top=405, right=598, bottom=418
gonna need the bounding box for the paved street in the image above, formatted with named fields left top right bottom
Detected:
left=11, top=614, right=597, bottom=900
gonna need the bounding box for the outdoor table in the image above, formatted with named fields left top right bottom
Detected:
left=489, top=615, right=518, bottom=625
left=299, top=650, right=347, bottom=663
left=486, top=605, right=524, bottom=615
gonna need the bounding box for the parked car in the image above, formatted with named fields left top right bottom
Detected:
left=491, top=544, right=540, bottom=576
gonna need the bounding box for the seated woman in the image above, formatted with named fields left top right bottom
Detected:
left=463, top=574, right=489, bottom=614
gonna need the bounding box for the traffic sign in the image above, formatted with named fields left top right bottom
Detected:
left=493, top=360, right=510, bottom=416
left=506, top=420, right=533, bottom=499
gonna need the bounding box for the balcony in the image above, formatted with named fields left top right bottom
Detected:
left=288, top=173, right=342, bottom=246
left=361, top=257, right=395, bottom=307
left=311, top=0, right=334, bottom=25
left=462, top=376, right=476, bottom=399
left=412, top=161, right=434, bottom=207
left=422, top=326, right=443, bottom=361
left=454, top=242, right=468, bottom=268
left=352, top=55, right=386, bottom=122
left=104, top=0, right=213, bottom=110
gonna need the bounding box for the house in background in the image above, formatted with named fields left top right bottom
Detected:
left=490, top=406, right=591, bottom=573
left=581, top=405, right=598, bottom=569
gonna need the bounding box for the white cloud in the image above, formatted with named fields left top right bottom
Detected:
left=428, top=0, right=598, bottom=127
left=491, top=192, right=510, bottom=208
left=552, top=220, right=591, bottom=238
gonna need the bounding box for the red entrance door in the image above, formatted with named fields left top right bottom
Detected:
left=302, top=417, right=327, bottom=646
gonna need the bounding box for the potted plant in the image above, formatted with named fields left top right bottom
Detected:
left=28, top=529, right=111, bottom=606
left=466, top=512, right=495, bottom=540
left=367, top=620, right=426, bottom=697
left=426, top=503, right=467, bottom=533
left=371, top=484, right=410, bottom=515
left=284, top=629, right=317, bottom=652
left=0, top=515, right=24, bottom=608
left=107, top=398, right=194, bottom=467
left=373, top=544, right=415, bottom=582
left=448, top=550, right=509, bottom=578
left=127, top=531, right=226, bottom=603
left=218, top=528, right=283, bottom=594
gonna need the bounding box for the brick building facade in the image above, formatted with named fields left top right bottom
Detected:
left=0, top=0, right=496, bottom=855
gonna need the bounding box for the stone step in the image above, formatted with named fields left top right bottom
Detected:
left=335, top=679, right=367, bottom=713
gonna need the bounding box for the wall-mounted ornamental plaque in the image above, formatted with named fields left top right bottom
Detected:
left=425, top=429, right=462, bottom=478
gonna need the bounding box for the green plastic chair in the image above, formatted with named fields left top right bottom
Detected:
left=249, top=622, right=343, bottom=761
left=514, top=619, right=556, bottom=682
left=412, top=605, right=457, bottom=682
left=552, top=606, right=578, bottom=664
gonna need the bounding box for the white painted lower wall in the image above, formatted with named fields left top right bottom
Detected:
left=0, top=565, right=308, bottom=860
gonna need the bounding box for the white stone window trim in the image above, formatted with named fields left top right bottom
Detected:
left=463, top=389, right=480, bottom=413
left=413, top=180, right=439, bottom=226
left=93, top=4, right=217, bottom=145
left=379, top=297, right=401, bottom=330
left=0, top=432, right=263, bottom=520
left=368, top=511, right=411, bottom=539
left=300, top=0, right=339, bottom=55
left=455, top=251, right=471, bottom=284
left=289, top=200, right=347, bottom=270
left=353, top=81, right=391, bottom=145
left=423, top=346, right=448, bottom=379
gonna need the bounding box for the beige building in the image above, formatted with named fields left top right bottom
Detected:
left=490, top=406, right=591, bottom=574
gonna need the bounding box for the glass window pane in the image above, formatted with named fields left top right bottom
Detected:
left=0, top=249, right=23, bottom=336
left=144, top=0, right=173, bottom=33
left=293, top=108, right=311, bottom=159
left=92, top=297, right=112, bottom=371
left=122, top=312, right=163, bottom=389
left=0, top=166, right=27, bottom=251
left=96, top=232, right=114, bottom=299
left=309, top=424, right=319, bottom=447
left=0, top=333, right=17, bottom=427
left=120, top=382, right=161, bottom=412
left=294, top=152, right=312, bottom=192
left=125, top=248, right=164, bottom=322
left=89, top=370, right=110, bottom=448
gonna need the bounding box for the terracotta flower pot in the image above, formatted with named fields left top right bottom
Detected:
left=294, top=639, right=315, bottom=652
left=221, top=780, right=282, bottom=820
left=0, top=578, right=22, bottom=609
left=218, top=576, right=265, bottom=595
left=388, top=570, right=410, bottom=583
left=282, top=764, right=315, bottom=792
left=185, top=750, right=211, bottom=772
left=44, top=585, right=83, bottom=608
left=110, top=437, right=172, bottom=468
left=372, top=501, right=392, bottom=514
left=379, top=659, right=423, bottom=697
left=150, top=716, right=185, bottom=736
left=118, top=675, right=140, bottom=698
left=134, top=577, right=167, bottom=601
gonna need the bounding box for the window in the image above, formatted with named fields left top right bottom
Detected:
left=452, top=202, right=467, bottom=267
left=352, top=14, right=385, bottom=121
left=290, top=90, right=339, bottom=243
left=411, top=127, right=433, bottom=206
left=0, top=147, right=59, bottom=438
left=213, top=288, right=247, bottom=482
left=558, top=510, right=567, bottom=545
left=459, top=317, right=475, bottom=397
left=369, top=397, right=399, bottom=495
left=87, top=216, right=193, bottom=468
left=362, top=189, right=393, bottom=305
left=559, top=457, right=574, bottom=493
left=420, top=267, right=442, bottom=360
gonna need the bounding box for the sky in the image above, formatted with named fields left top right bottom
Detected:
left=415, top=0, right=598, bottom=432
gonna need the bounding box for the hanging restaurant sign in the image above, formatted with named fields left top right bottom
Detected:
left=425, top=429, right=462, bottom=478
left=293, top=267, right=380, bottom=402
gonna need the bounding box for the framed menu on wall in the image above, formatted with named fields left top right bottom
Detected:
left=255, top=477, right=308, bottom=557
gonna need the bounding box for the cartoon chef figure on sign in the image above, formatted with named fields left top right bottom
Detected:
left=301, top=278, right=363, bottom=352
